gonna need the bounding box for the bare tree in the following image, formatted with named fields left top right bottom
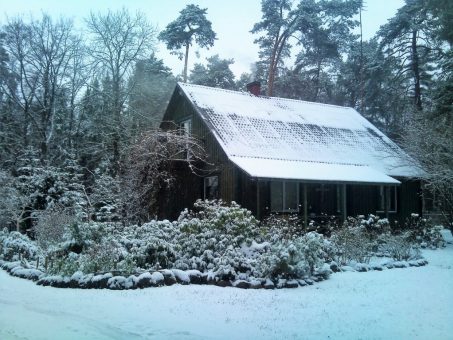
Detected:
left=121, top=128, right=206, bottom=224
left=85, top=8, right=157, bottom=171
left=2, top=14, right=84, bottom=161
left=403, top=114, right=453, bottom=225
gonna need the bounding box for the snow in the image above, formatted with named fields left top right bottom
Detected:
left=1, top=235, right=452, bottom=339
left=178, top=82, right=423, bottom=181
left=231, top=156, right=400, bottom=184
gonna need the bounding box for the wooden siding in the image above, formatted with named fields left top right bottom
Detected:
left=399, top=180, right=423, bottom=222
left=161, top=89, right=240, bottom=218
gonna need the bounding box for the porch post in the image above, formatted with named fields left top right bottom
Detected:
left=303, top=184, right=308, bottom=227
left=256, top=180, right=260, bottom=219
left=342, top=184, right=347, bottom=221
left=384, top=186, right=389, bottom=219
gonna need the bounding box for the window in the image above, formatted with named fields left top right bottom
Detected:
left=178, top=118, right=191, bottom=159
left=377, top=186, right=397, bottom=212
left=204, top=176, right=219, bottom=199
left=271, top=181, right=299, bottom=212
left=179, top=119, right=191, bottom=136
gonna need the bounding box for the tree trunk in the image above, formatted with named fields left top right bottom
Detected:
left=267, top=35, right=279, bottom=97
left=313, top=58, right=322, bottom=102
left=183, top=43, right=190, bottom=83
left=412, top=30, right=422, bottom=111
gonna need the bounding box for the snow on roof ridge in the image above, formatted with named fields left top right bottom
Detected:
left=178, top=82, right=354, bottom=111
left=230, top=154, right=365, bottom=167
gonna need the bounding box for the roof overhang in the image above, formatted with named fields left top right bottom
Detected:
left=230, top=156, right=400, bottom=185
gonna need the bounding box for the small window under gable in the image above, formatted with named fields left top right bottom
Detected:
left=179, top=118, right=191, bottom=137
left=178, top=118, right=192, bottom=159
left=271, top=181, right=299, bottom=212
left=204, top=176, right=219, bottom=200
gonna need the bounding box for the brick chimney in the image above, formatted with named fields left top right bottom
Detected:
left=246, top=81, right=261, bottom=96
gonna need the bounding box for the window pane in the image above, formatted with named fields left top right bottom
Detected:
left=179, top=119, right=191, bottom=136
left=390, top=186, right=397, bottom=212
left=285, top=182, right=298, bottom=211
left=204, top=176, right=219, bottom=199
left=378, top=186, right=385, bottom=211
left=271, top=181, right=283, bottom=212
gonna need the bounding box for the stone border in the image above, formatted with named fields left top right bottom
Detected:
left=0, top=258, right=428, bottom=290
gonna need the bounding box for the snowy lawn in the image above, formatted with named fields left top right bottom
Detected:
left=1, top=234, right=452, bottom=340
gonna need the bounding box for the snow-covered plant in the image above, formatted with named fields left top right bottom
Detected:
left=1, top=231, right=38, bottom=261
left=379, top=233, right=421, bottom=261
left=88, top=168, right=122, bottom=222
left=13, top=152, right=88, bottom=230
left=179, top=200, right=259, bottom=240
left=120, top=220, right=178, bottom=270
left=79, top=239, right=127, bottom=274
left=300, top=232, right=330, bottom=274
left=403, top=215, right=445, bottom=248
left=255, top=232, right=328, bottom=279
left=0, top=228, right=8, bottom=257
left=34, top=206, right=75, bottom=253
left=174, top=200, right=260, bottom=274
left=51, top=252, right=81, bottom=275
left=0, top=171, right=31, bottom=231
left=255, top=239, right=309, bottom=279
left=331, top=226, right=373, bottom=265
left=260, top=214, right=304, bottom=242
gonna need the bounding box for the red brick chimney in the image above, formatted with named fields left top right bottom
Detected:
left=246, top=81, right=261, bottom=96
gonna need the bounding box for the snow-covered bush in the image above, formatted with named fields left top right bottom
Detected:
left=403, top=215, right=445, bottom=248
left=51, top=252, right=81, bottom=275
left=379, top=233, right=421, bottom=261
left=174, top=200, right=260, bottom=275
left=331, top=226, right=373, bottom=265
left=255, top=232, right=330, bottom=279
left=34, top=205, right=77, bottom=261
left=260, top=214, right=304, bottom=242
left=79, top=239, right=134, bottom=274
left=88, top=168, right=122, bottom=222
left=1, top=231, right=38, bottom=261
left=119, top=220, right=178, bottom=270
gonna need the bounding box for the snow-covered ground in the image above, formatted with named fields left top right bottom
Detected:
left=1, top=232, right=452, bottom=340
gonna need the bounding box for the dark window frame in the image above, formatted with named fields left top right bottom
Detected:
left=204, top=175, right=219, bottom=200
left=270, top=181, right=299, bottom=213
left=377, top=185, right=397, bottom=213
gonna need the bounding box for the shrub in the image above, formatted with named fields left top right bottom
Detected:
left=174, top=200, right=260, bottom=274
left=120, top=220, right=178, bottom=270
left=379, top=233, right=421, bottom=261
left=1, top=231, right=38, bottom=261
left=403, top=215, right=445, bottom=248
left=34, top=206, right=76, bottom=259
left=260, top=214, right=305, bottom=241
left=331, top=226, right=373, bottom=265
left=255, top=232, right=329, bottom=279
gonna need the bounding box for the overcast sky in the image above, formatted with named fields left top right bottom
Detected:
left=1, top=0, right=404, bottom=77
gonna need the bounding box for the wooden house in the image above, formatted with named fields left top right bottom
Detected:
left=160, top=82, right=424, bottom=224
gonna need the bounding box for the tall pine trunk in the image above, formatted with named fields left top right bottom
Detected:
left=412, top=30, right=422, bottom=111
left=183, top=43, right=190, bottom=83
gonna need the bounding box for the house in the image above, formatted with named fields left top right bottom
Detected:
left=160, top=82, right=424, bottom=224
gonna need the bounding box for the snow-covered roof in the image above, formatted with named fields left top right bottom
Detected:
left=177, top=82, right=422, bottom=184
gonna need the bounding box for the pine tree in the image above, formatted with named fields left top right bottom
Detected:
left=159, top=4, right=217, bottom=83
left=189, top=54, right=236, bottom=89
